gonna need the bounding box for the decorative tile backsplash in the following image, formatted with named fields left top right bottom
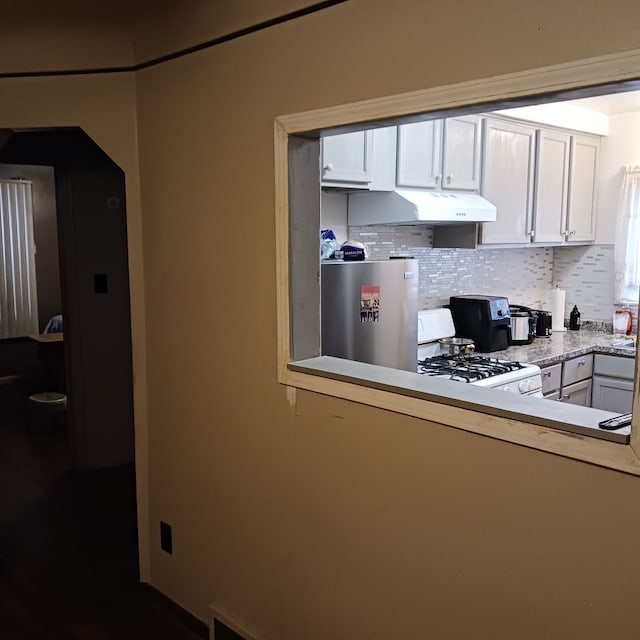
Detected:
left=552, top=245, right=615, bottom=321
left=349, top=224, right=621, bottom=323
left=553, top=244, right=637, bottom=330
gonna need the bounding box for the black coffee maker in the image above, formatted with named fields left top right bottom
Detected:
left=533, top=309, right=553, bottom=337
left=448, top=295, right=511, bottom=353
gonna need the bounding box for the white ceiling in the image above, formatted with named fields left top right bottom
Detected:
left=559, top=90, right=640, bottom=115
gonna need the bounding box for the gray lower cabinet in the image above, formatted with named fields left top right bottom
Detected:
left=560, top=354, right=593, bottom=407
left=561, top=378, right=592, bottom=406
left=541, top=353, right=634, bottom=410
left=541, top=362, right=562, bottom=399
left=592, top=376, right=634, bottom=413
left=562, top=353, right=593, bottom=387
left=591, top=354, right=635, bottom=414
left=541, top=354, right=593, bottom=406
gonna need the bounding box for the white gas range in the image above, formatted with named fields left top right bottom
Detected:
left=417, top=309, right=543, bottom=397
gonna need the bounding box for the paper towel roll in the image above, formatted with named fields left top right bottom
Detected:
left=550, top=287, right=567, bottom=332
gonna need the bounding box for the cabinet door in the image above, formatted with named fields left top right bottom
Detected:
left=532, top=129, right=570, bottom=243
left=321, top=130, right=373, bottom=186
left=540, top=362, right=562, bottom=395
left=480, top=118, right=536, bottom=244
left=593, top=354, right=635, bottom=379
left=396, top=120, right=443, bottom=188
left=367, top=126, right=398, bottom=191
left=442, top=115, right=482, bottom=191
left=560, top=378, right=592, bottom=407
left=591, top=375, right=634, bottom=413
left=561, top=353, right=593, bottom=386
left=566, top=134, right=599, bottom=243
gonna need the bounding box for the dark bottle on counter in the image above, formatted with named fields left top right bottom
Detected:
left=569, top=305, right=581, bottom=330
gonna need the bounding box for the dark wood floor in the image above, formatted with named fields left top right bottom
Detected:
left=0, top=380, right=207, bottom=639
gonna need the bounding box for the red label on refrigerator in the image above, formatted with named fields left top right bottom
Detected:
left=360, top=285, right=380, bottom=323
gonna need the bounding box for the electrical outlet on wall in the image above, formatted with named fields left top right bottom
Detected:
left=160, top=521, right=173, bottom=554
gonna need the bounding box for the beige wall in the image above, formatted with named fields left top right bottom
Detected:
left=129, top=0, right=326, bottom=63
left=0, top=22, right=133, bottom=73
left=135, top=1, right=640, bottom=638
left=5, top=1, right=640, bottom=638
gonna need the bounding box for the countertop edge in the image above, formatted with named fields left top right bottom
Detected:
left=289, top=356, right=630, bottom=444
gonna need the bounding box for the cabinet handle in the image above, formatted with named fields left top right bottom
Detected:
left=578, top=360, right=585, bottom=366
left=435, top=174, right=442, bottom=183
left=570, top=230, right=576, bottom=237
left=529, top=229, right=535, bottom=239
left=324, top=163, right=334, bottom=173
left=562, top=394, right=571, bottom=400
left=447, top=174, right=454, bottom=184
left=543, top=371, right=552, bottom=378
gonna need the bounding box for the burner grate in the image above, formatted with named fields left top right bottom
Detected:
left=417, top=354, right=526, bottom=383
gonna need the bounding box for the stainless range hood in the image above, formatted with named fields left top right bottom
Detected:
left=348, top=189, right=497, bottom=225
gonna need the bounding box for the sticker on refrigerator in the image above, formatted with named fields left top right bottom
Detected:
left=360, top=285, right=380, bottom=323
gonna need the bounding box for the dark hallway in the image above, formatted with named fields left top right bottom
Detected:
left=0, top=380, right=207, bottom=639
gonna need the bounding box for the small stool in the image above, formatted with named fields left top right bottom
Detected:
left=27, top=392, right=67, bottom=433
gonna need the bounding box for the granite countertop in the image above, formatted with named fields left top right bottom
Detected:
left=489, top=330, right=636, bottom=366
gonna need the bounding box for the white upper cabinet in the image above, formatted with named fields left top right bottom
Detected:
left=396, top=120, right=443, bottom=188
left=480, top=118, right=536, bottom=244
left=321, top=116, right=600, bottom=246
left=321, top=130, right=373, bottom=187
left=532, top=129, right=570, bottom=243
left=442, top=115, right=482, bottom=190
left=396, top=115, right=481, bottom=191
left=321, top=127, right=397, bottom=190
left=480, top=116, right=601, bottom=247
left=566, top=134, right=599, bottom=243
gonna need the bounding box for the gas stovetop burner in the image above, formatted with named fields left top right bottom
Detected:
left=417, top=354, right=526, bottom=383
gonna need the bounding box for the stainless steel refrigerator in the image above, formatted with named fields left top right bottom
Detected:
left=321, top=259, right=418, bottom=371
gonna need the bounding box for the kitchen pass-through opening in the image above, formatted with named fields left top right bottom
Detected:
left=278, top=53, right=640, bottom=475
